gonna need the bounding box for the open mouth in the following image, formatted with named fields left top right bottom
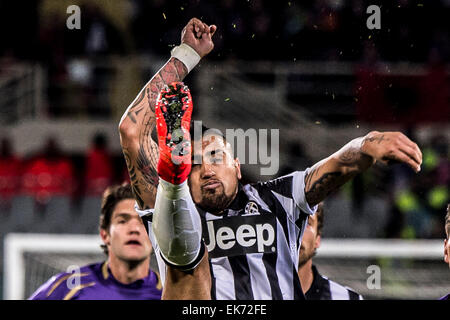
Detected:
left=125, top=240, right=142, bottom=246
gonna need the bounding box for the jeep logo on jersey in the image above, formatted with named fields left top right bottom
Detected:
left=244, top=201, right=259, bottom=215
left=204, top=214, right=277, bottom=258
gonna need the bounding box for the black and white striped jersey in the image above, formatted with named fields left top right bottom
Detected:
left=305, top=265, right=363, bottom=300
left=139, top=170, right=317, bottom=300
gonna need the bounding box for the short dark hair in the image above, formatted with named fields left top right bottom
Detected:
left=99, top=184, right=134, bottom=254
left=190, top=121, right=226, bottom=142
left=189, top=121, right=232, bottom=163
left=316, top=202, right=324, bottom=236
left=445, top=203, right=450, bottom=239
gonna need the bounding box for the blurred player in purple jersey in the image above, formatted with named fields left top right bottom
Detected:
left=29, top=184, right=162, bottom=300
left=441, top=204, right=450, bottom=300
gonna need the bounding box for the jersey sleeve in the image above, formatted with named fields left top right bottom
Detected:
left=291, top=169, right=318, bottom=216
left=258, top=169, right=318, bottom=222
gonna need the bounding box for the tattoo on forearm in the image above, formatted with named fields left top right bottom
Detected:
left=338, top=148, right=362, bottom=164
left=305, top=171, right=355, bottom=206
left=123, top=149, right=146, bottom=209
left=304, top=168, right=318, bottom=191
left=136, top=145, right=159, bottom=188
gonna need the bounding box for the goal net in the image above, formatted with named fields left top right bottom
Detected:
left=3, top=234, right=448, bottom=300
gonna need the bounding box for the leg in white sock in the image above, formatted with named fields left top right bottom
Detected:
left=152, top=178, right=203, bottom=268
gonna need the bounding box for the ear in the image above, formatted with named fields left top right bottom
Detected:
left=315, top=234, right=321, bottom=250
left=445, top=239, right=449, bottom=265
left=100, top=228, right=110, bottom=247
left=234, top=157, right=242, bottom=180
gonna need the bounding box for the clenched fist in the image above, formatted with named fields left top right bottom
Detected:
left=181, top=18, right=217, bottom=58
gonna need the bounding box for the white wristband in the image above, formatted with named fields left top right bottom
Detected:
left=171, top=43, right=201, bottom=73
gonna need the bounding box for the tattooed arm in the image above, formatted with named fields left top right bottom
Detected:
left=119, top=58, right=187, bottom=209
left=119, top=18, right=217, bottom=209
left=304, top=131, right=423, bottom=207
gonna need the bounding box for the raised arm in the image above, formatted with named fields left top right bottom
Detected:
left=304, top=131, right=422, bottom=207
left=119, top=18, right=216, bottom=209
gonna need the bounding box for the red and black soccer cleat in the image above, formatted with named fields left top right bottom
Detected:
left=155, top=82, right=193, bottom=184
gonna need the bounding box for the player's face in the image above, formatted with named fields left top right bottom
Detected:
left=102, top=199, right=151, bottom=263
left=445, top=238, right=449, bottom=268
left=298, top=214, right=321, bottom=268
left=189, top=134, right=242, bottom=215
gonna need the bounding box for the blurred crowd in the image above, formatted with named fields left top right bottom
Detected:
left=0, top=0, right=447, bottom=120
left=2, top=0, right=449, bottom=61
left=0, top=133, right=128, bottom=209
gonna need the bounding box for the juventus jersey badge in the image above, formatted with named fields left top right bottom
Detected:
left=244, top=201, right=259, bottom=215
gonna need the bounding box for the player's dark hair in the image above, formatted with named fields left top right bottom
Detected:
left=189, top=121, right=226, bottom=142
left=189, top=121, right=233, bottom=162
left=445, top=203, right=450, bottom=239
left=99, top=184, right=134, bottom=255
left=316, top=202, right=324, bottom=236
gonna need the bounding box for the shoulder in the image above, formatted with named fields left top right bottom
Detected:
left=252, top=170, right=312, bottom=197
left=254, top=172, right=300, bottom=184
left=28, top=263, right=98, bottom=300
left=251, top=170, right=316, bottom=216
left=327, top=278, right=363, bottom=300
left=310, top=266, right=363, bottom=300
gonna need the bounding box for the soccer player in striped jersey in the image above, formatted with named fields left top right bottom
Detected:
left=298, top=203, right=363, bottom=300
left=119, top=17, right=423, bottom=300
left=29, top=184, right=162, bottom=300
left=441, top=204, right=450, bottom=300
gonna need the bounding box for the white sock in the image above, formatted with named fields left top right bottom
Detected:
left=152, top=178, right=203, bottom=268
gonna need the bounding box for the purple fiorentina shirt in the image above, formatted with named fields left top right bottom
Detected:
left=29, top=262, right=162, bottom=300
